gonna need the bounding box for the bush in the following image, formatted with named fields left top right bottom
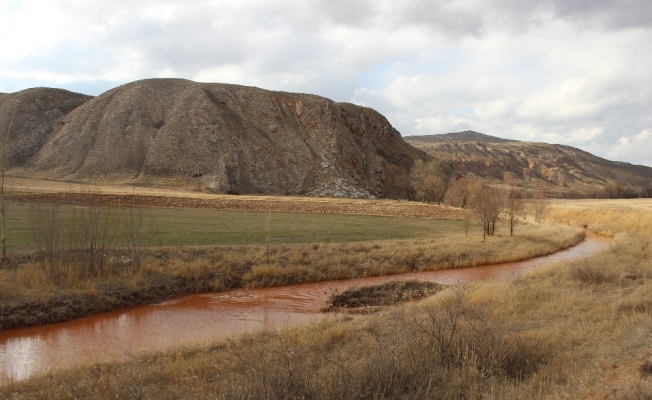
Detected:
left=570, top=263, right=610, bottom=284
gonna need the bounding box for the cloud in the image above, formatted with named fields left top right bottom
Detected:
left=550, top=0, right=652, bottom=30
left=1, top=0, right=651, bottom=165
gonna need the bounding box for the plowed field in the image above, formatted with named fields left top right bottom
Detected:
left=10, top=191, right=467, bottom=220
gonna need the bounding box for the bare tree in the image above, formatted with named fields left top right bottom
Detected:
left=265, top=212, right=272, bottom=260
left=445, top=176, right=477, bottom=209
left=472, top=184, right=504, bottom=240
left=444, top=176, right=465, bottom=208
left=67, top=188, right=121, bottom=277
left=531, top=190, right=549, bottom=224
left=0, top=117, right=9, bottom=261
left=29, top=202, right=63, bottom=279
left=123, top=202, right=149, bottom=269
left=410, top=160, right=449, bottom=205
left=505, top=190, right=525, bottom=236
left=29, top=188, right=151, bottom=281
left=395, top=172, right=416, bottom=201
left=462, top=210, right=472, bottom=238
left=644, top=183, right=652, bottom=198
left=604, top=182, right=629, bottom=199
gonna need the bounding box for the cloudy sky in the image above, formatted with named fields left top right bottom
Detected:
left=1, top=0, right=651, bottom=166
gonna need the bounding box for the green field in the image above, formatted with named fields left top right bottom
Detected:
left=3, top=200, right=471, bottom=252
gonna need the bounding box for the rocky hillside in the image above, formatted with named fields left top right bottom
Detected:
left=0, top=88, right=93, bottom=166
left=2, top=79, right=424, bottom=198
left=409, top=136, right=652, bottom=197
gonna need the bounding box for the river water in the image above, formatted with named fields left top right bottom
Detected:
left=0, top=233, right=611, bottom=384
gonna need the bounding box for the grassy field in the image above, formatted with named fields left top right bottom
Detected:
left=142, top=207, right=465, bottom=246
left=2, top=199, right=648, bottom=399
left=0, top=223, right=581, bottom=330
left=0, top=192, right=584, bottom=331
left=3, top=200, right=469, bottom=253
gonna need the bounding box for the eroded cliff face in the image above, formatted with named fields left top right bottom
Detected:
left=409, top=140, right=652, bottom=197
left=0, top=88, right=92, bottom=167
left=6, top=79, right=423, bottom=198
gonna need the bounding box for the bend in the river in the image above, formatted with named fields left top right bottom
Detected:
left=0, top=232, right=611, bottom=384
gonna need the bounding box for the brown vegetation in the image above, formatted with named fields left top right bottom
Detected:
left=409, top=159, right=449, bottom=204
left=443, top=176, right=549, bottom=238
left=323, top=280, right=444, bottom=312
left=2, top=200, right=648, bottom=399
left=0, top=224, right=581, bottom=330
left=2, top=287, right=552, bottom=399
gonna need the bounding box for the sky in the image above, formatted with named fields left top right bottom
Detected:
left=1, top=0, right=651, bottom=166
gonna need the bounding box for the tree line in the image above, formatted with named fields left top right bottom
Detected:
left=409, top=160, right=549, bottom=239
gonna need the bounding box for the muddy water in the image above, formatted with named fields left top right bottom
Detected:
left=0, top=234, right=611, bottom=384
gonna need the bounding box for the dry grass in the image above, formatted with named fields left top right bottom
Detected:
left=0, top=225, right=581, bottom=330
left=548, top=198, right=652, bottom=236
left=2, top=287, right=550, bottom=399
left=2, top=200, right=649, bottom=399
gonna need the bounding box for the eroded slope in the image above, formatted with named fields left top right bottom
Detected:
left=410, top=140, right=652, bottom=197
left=10, top=79, right=422, bottom=198
left=0, top=88, right=92, bottom=167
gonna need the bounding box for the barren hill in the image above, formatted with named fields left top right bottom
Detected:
left=406, top=130, right=517, bottom=144
left=410, top=139, right=652, bottom=197
left=3, top=79, right=424, bottom=198
left=0, top=88, right=93, bottom=166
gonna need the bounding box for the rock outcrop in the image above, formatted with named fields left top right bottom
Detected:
left=3, top=79, right=424, bottom=198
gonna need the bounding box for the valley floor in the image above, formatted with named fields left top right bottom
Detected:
left=0, top=177, right=581, bottom=331
left=3, top=184, right=646, bottom=398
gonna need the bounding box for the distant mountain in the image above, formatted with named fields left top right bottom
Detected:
left=405, top=130, right=517, bottom=144
left=1, top=79, right=424, bottom=198
left=410, top=139, right=652, bottom=197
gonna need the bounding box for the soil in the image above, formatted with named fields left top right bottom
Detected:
left=9, top=192, right=469, bottom=220
left=323, top=280, right=444, bottom=312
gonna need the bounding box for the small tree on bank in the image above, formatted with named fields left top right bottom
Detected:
left=473, top=184, right=504, bottom=240
left=505, top=190, right=525, bottom=236
left=531, top=190, right=549, bottom=223
left=0, top=119, right=9, bottom=261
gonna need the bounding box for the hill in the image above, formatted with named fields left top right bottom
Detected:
left=410, top=138, right=652, bottom=197
left=1, top=79, right=424, bottom=198
left=405, top=130, right=517, bottom=144
left=0, top=88, right=93, bottom=166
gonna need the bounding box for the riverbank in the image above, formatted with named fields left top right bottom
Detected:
left=0, top=225, right=583, bottom=330
left=2, top=200, right=649, bottom=399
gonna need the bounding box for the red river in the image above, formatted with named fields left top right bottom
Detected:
left=0, top=233, right=611, bottom=384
